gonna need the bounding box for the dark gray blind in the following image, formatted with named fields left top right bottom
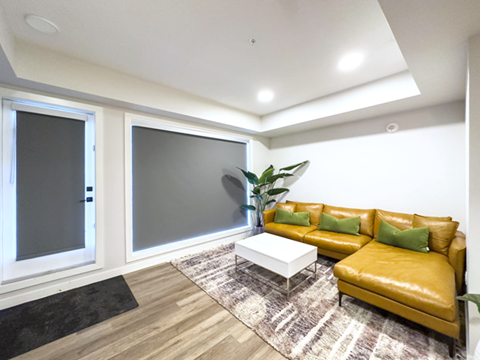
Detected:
left=132, top=127, right=248, bottom=252
left=16, top=111, right=85, bottom=261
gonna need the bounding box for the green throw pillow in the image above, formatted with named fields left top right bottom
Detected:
left=318, top=213, right=360, bottom=236
left=376, top=221, right=430, bottom=253
left=274, top=208, right=310, bottom=227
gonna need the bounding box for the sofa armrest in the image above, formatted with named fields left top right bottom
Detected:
left=448, top=231, right=466, bottom=294
left=263, top=209, right=276, bottom=225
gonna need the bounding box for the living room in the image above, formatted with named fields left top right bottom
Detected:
left=0, top=1, right=479, bottom=359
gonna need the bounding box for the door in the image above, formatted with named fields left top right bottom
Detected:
left=1, top=100, right=96, bottom=283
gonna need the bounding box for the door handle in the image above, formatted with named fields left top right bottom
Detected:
left=80, top=197, right=93, bottom=203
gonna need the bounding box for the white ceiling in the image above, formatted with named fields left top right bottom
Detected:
left=0, top=0, right=409, bottom=116
left=0, top=0, right=479, bottom=137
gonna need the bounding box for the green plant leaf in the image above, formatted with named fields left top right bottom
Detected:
left=266, top=173, right=294, bottom=184
left=261, top=164, right=274, bottom=174
left=252, top=183, right=269, bottom=195
left=240, top=204, right=256, bottom=211
left=265, top=199, right=276, bottom=205
left=258, top=167, right=274, bottom=184
left=279, top=160, right=308, bottom=171
left=266, top=188, right=290, bottom=196
left=250, top=194, right=263, bottom=200
left=236, top=167, right=258, bottom=185
left=457, top=294, right=480, bottom=313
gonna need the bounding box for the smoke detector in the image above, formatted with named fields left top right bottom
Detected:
left=386, top=123, right=399, bottom=133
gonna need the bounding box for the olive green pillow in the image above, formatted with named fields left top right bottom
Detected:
left=376, top=221, right=430, bottom=253
left=274, top=208, right=310, bottom=227
left=318, top=213, right=360, bottom=236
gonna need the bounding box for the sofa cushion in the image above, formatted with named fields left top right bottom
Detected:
left=286, top=201, right=324, bottom=226
left=318, top=213, right=361, bottom=236
left=323, top=205, right=375, bottom=237
left=265, top=223, right=317, bottom=242
left=277, top=202, right=296, bottom=212
left=304, top=230, right=372, bottom=255
left=374, top=209, right=413, bottom=238
left=334, top=241, right=456, bottom=322
left=415, top=213, right=452, bottom=222
left=274, top=208, right=310, bottom=227
left=413, top=215, right=459, bottom=256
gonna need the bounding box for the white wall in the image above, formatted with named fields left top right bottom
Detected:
left=466, top=32, right=480, bottom=358
left=269, top=102, right=466, bottom=229
left=13, top=42, right=261, bottom=133
left=0, top=84, right=269, bottom=309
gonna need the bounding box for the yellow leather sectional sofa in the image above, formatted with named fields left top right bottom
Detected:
left=263, top=201, right=466, bottom=356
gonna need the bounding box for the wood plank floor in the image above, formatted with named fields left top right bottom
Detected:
left=14, top=263, right=286, bottom=360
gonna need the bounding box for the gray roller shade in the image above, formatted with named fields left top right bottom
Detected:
left=16, top=111, right=86, bottom=261
left=132, top=126, right=248, bottom=252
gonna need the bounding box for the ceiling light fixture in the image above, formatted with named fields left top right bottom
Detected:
left=25, top=15, right=59, bottom=34
left=338, top=53, right=364, bottom=71
left=257, top=90, right=274, bottom=102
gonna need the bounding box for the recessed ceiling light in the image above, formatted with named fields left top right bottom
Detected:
left=338, top=53, right=364, bottom=71
left=257, top=90, right=274, bottom=102
left=25, top=15, right=59, bottom=34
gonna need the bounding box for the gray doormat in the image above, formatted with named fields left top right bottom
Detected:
left=0, top=275, right=138, bottom=360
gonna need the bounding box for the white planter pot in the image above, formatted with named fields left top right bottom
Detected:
left=475, top=340, right=480, bottom=360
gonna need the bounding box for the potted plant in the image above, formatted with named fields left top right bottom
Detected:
left=457, top=294, right=480, bottom=359
left=235, top=161, right=308, bottom=234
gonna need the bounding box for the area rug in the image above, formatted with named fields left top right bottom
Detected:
left=171, top=243, right=466, bottom=360
left=0, top=276, right=138, bottom=360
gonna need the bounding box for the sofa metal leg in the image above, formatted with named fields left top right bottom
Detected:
left=339, top=292, right=343, bottom=307
left=448, top=337, right=455, bottom=358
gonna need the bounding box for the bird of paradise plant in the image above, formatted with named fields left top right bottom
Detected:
left=235, top=161, right=308, bottom=227
left=457, top=293, right=480, bottom=313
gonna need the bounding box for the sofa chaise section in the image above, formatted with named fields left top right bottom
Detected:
left=334, top=209, right=466, bottom=355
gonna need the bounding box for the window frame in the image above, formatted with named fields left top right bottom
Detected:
left=124, top=112, right=253, bottom=263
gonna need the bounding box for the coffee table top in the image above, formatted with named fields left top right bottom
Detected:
left=235, top=233, right=316, bottom=264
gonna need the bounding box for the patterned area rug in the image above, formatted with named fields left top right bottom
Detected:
left=171, top=243, right=466, bottom=360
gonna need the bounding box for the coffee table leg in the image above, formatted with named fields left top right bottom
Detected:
left=314, top=262, right=317, bottom=280
left=235, top=255, right=238, bottom=272
left=287, top=278, right=290, bottom=300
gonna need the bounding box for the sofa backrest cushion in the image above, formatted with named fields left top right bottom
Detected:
left=286, top=200, right=324, bottom=226
left=323, top=205, right=375, bottom=237
left=277, top=202, right=296, bottom=212
left=374, top=209, right=413, bottom=238
left=414, top=213, right=452, bottom=222
left=413, top=215, right=459, bottom=256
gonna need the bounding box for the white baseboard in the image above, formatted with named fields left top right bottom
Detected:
left=0, top=231, right=249, bottom=310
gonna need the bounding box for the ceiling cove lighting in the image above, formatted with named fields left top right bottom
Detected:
left=25, top=15, right=59, bottom=34
left=257, top=90, right=274, bottom=102
left=338, top=53, right=364, bottom=71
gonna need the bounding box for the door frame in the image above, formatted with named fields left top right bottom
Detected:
left=0, top=89, right=104, bottom=294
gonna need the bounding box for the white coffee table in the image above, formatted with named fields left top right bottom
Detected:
left=235, top=233, right=317, bottom=299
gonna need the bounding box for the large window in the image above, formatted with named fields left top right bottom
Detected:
left=1, top=99, right=97, bottom=284
left=125, top=114, right=251, bottom=261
